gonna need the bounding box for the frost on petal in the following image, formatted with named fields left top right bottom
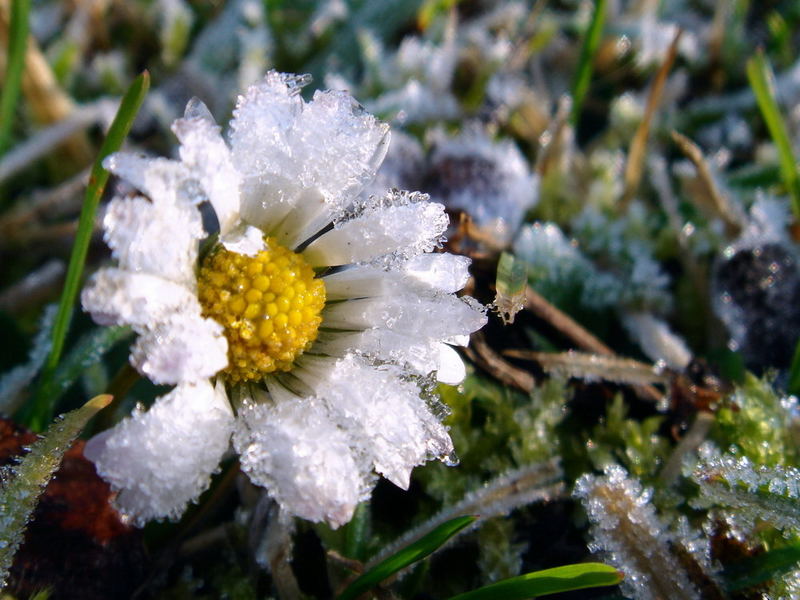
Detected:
left=84, top=380, right=234, bottom=525
left=233, top=394, right=370, bottom=528
left=435, top=343, right=466, bottom=385
left=322, top=253, right=471, bottom=301
left=291, top=89, right=390, bottom=202
left=302, top=192, right=448, bottom=267
left=130, top=312, right=228, bottom=384
left=220, top=224, right=266, bottom=256
left=103, top=154, right=191, bottom=205
left=172, top=99, right=242, bottom=237
left=322, top=292, right=487, bottom=341
left=296, top=354, right=454, bottom=489
left=103, top=195, right=204, bottom=283
left=82, top=268, right=200, bottom=329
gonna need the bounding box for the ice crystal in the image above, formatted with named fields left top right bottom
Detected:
left=689, top=443, right=800, bottom=539
left=574, top=465, right=701, bottom=600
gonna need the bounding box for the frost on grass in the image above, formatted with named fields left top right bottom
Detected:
left=574, top=464, right=702, bottom=600
left=688, top=443, right=800, bottom=541
left=0, top=305, right=56, bottom=415
left=0, top=395, right=111, bottom=587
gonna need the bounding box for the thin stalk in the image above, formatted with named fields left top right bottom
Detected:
left=570, top=0, right=606, bottom=125
left=0, top=0, right=31, bottom=154
left=25, top=72, right=149, bottom=431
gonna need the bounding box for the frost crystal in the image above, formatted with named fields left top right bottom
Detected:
left=574, top=465, right=701, bottom=600
left=82, top=71, right=486, bottom=527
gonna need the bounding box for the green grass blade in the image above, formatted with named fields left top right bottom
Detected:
left=787, top=338, right=800, bottom=396
left=746, top=51, right=800, bottom=218
left=0, top=0, right=31, bottom=155
left=447, top=562, right=623, bottom=600
left=0, top=394, right=112, bottom=587
left=570, top=0, right=607, bottom=125
left=26, top=71, right=149, bottom=431
left=338, top=515, right=478, bottom=600
left=724, top=541, right=800, bottom=592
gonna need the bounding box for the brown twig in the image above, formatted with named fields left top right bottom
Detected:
left=670, top=130, right=744, bottom=237
left=621, top=29, right=682, bottom=207
left=463, top=331, right=536, bottom=393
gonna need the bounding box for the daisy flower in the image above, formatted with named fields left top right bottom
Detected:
left=81, top=71, right=487, bottom=528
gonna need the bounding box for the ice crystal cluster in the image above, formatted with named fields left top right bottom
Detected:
left=574, top=464, right=702, bottom=600
left=689, top=443, right=800, bottom=540
left=80, top=71, right=486, bottom=527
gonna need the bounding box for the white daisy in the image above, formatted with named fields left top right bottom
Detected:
left=81, top=71, right=486, bottom=528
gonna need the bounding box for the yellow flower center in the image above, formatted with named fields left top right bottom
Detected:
left=198, top=237, right=326, bottom=383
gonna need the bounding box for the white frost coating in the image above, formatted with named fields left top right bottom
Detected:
left=230, top=72, right=389, bottom=216
left=302, top=197, right=448, bottom=266
left=622, top=312, right=692, bottom=370
left=103, top=195, right=203, bottom=283
left=322, top=292, right=487, bottom=340
left=130, top=312, right=228, bottom=385
left=84, top=380, right=234, bottom=525
left=233, top=394, right=371, bottom=528
left=103, top=154, right=191, bottom=206
left=172, top=99, right=242, bottom=238
left=295, top=354, right=454, bottom=489
left=219, top=224, right=267, bottom=256
left=400, top=253, right=472, bottom=293
left=81, top=268, right=200, bottom=329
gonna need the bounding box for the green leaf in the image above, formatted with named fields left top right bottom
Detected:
left=746, top=51, right=800, bottom=218
left=0, top=394, right=112, bottom=587
left=494, top=252, right=527, bottom=325
left=26, top=71, right=149, bottom=431
left=724, top=541, right=800, bottom=592
left=0, top=0, right=31, bottom=155
left=337, top=515, right=478, bottom=600
left=570, top=0, right=607, bottom=125
left=447, top=562, right=623, bottom=600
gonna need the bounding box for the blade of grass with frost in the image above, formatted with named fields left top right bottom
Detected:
left=494, top=252, right=527, bottom=325
left=0, top=305, right=56, bottom=415
left=447, top=562, right=623, bottom=600
left=747, top=51, right=800, bottom=218
left=723, top=541, right=800, bottom=592
left=337, top=515, right=477, bottom=600
left=0, top=394, right=112, bottom=588
left=26, top=71, right=149, bottom=432
left=570, top=0, right=606, bottom=125
left=0, top=0, right=31, bottom=155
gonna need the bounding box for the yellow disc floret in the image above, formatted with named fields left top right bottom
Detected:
left=197, top=237, right=326, bottom=383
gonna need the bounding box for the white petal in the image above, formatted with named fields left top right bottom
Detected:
left=435, top=343, right=466, bottom=384
left=84, top=380, right=234, bottom=525
left=314, top=329, right=441, bottom=375
left=103, top=154, right=192, bottom=205
left=302, top=193, right=448, bottom=267
left=400, top=253, right=472, bottom=293
left=130, top=312, right=228, bottom=384
left=172, top=100, right=242, bottom=237
left=81, top=268, right=200, bottom=329
left=233, top=394, right=370, bottom=528
left=321, top=292, right=487, bottom=340
left=102, top=195, right=203, bottom=283
left=291, top=89, right=389, bottom=203
left=221, top=224, right=266, bottom=256
left=296, top=354, right=454, bottom=489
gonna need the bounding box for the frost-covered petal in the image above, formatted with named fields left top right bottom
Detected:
left=230, top=72, right=389, bottom=220
left=82, top=268, right=200, bottom=328
left=233, top=392, right=370, bottom=528
left=400, top=253, right=472, bottom=293
left=435, top=343, right=466, bottom=385
left=172, top=98, right=242, bottom=238
left=102, top=195, right=204, bottom=283
left=296, top=354, right=454, bottom=489
left=83, top=380, right=234, bottom=526
left=130, top=312, right=228, bottom=384
left=302, top=192, right=448, bottom=267
left=103, top=154, right=192, bottom=205
left=321, top=292, right=487, bottom=340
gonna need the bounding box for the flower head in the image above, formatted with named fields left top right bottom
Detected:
left=82, top=71, right=486, bottom=527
